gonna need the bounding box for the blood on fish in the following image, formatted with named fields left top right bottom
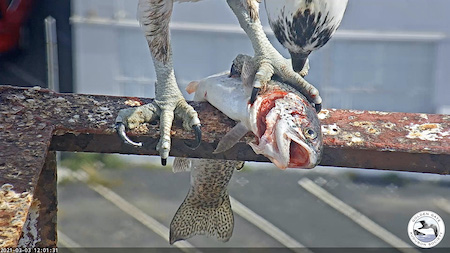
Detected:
left=291, top=111, right=306, bottom=120
left=256, top=91, right=288, bottom=137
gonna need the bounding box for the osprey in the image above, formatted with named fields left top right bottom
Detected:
left=116, top=0, right=348, bottom=163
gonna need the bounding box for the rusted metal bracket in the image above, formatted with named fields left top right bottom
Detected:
left=0, top=85, right=449, bottom=247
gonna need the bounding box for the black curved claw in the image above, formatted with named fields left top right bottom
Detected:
left=115, top=123, right=143, bottom=147
left=315, top=103, right=322, bottom=113
left=161, top=158, right=167, bottom=166
left=184, top=125, right=202, bottom=150
left=250, top=87, right=261, bottom=104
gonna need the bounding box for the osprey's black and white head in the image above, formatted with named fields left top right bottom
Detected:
left=265, top=0, right=348, bottom=72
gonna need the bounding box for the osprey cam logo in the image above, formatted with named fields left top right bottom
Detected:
left=408, top=211, right=445, bottom=248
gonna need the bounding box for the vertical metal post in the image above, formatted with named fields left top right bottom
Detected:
left=45, top=16, right=61, bottom=163
left=45, top=16, right=59, bottom=92
left=18, top=152, right=57, bottom=248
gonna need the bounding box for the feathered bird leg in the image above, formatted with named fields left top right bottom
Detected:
left=116, top=0, right=201, bottom=165
left=227, top=0, right=321, bottom=112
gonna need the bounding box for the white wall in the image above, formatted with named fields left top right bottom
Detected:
left=72, top=0, right=450, bottom=113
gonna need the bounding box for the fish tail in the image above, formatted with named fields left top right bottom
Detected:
left=169, top=189, right=234, bottom=244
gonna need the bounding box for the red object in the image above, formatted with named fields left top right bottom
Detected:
left=0, top=0, right=34, bottom=53
left=255, top=90, right=288, bottom=137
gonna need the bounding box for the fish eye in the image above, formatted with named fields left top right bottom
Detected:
left=304, top=128, right=318, bottom=139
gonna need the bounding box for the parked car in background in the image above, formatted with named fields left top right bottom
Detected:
left=0, top=0, right=34, bottom=53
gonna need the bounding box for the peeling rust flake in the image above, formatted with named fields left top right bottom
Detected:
left=0, top=184, right=33, bottom=248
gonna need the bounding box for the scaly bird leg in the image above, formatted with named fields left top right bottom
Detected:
left=227, top=0, right=321, bottom=112
left=115, top=0, right=201, bottom=165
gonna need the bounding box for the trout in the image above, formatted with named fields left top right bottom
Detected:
left=169, top=54, right=323, bottom=244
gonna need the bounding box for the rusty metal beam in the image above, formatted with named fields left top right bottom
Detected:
left=0, top=85, right=449, bottom=247
left=0, top=85, right=448, bottom=173
left=17, top=151, right=57, bottom=248
left=36, top=151, right=58, bottom=247
left=318, top=109, right=449, bottom=173
left=0, top=86, right=54, bottom=247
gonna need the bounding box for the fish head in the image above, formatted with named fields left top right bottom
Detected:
left=249, top=90, right=322, bottom=169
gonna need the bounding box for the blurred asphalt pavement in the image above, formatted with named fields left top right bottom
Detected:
left=57, top=157, right=450, bottom=251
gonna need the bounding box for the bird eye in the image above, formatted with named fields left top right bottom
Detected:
left=304, top=128, right=318, bottom=139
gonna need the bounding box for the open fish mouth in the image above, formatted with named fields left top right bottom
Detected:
left=250, top=128, right=316, bottom=170
left=284, top=125, right=320, bottom=169
left=289, top=141, right=312, bottom=168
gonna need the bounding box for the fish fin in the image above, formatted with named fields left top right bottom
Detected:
left=170, top=190, right=234, bottom=244
left=186, top=81, right=200, bottom=94
left=172, top=158, right=192, bottom=173
left=213, top=122, right=249, bottom=154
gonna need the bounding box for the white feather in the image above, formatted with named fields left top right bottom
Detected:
left=265, top=0, right=348, bottom=52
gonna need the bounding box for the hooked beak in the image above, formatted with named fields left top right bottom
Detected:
left=289, top=51, right=309, bottom=73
